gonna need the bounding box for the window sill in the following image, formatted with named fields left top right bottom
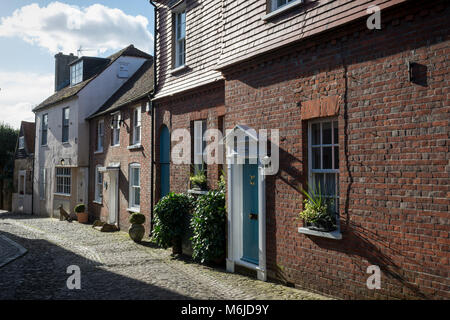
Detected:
left=170, top=65, right=188, bottom=75
left=62, top=142, right=70, bottom=145
left=94, top=150, right=103, bottom=155
left=111, top=144, right=120, bottom=148
left=298, top=227, right=342, bottom=240
left=127, top=207, right=140, bottom=213
left=262, top=0, right=304, bottom=21
left=54, top=193, right=71, bottom=197
left=127, top=144, right=142, bottom=150
left=187, top=189, right=209, bottom=195
left=93, top=200, right=102, bottom=205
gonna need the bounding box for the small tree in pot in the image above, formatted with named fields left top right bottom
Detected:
left=129, top=213, right=146, bottom=243
left=74, top=204, right=88, bottom=224
left=189, top=166, right=207, bottom=191
left=152, top=192, right=193, bottom=254
left=299, top=183, right=337, bottom=232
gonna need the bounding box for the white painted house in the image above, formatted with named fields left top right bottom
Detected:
left=33, top=45, right=152, bottom=217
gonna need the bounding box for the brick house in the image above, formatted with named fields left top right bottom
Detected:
left=87, top=59, right=154, bottom=233
left=152, top=0, right=449, bottom=299
left=12, top=121, right=35, bottom=214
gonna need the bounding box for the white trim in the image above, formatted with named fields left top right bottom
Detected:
left=128, top=163, right=141, bottom=211
left=298, top=227, right=342, bottom=240
left=96, top=119, right=104, bottom=152
left=94, top=165, right=103, bottom=203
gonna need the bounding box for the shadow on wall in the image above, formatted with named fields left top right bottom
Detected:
left=0, top=227, right=191, bottom=300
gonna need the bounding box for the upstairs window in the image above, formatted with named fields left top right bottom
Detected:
left=132, top=106, right=141, bottom=145
left=70, top=61, right=83, bottom=86
left=41, top=114, right=48, bottom=146
left=62, top=107, right=70, bottom=143
left=271, top=0, right=298, bottom=11
left=96, top=120, right=104, bottom=152
left=55, top=167, right=71, bottom=195
left=111, top=113, right=120, bottom=146
left=18, top=136, right=25, bottom=149
left=174, top=9, right=186, bottom=68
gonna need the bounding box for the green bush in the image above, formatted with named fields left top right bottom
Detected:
left=74, top=204, right=85, bottom=213
left=190, top=189, right=226, bottom=263
left=151, top=192, right=193, bottom=248
left=129, top=212, right=145, bottom=225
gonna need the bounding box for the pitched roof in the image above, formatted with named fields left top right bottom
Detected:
left=33, top=45, right=152, bottom=112
left=87, top=58, right=154, bottom=119
left=16, top=121, right=35, bottom=158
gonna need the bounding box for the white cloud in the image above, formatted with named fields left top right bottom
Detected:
left=0, top=72, right=54, bottom=128
left=0, top=2, right=153, bottom=55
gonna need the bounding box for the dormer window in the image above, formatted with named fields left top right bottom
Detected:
left=18, top=136, right=25, bottom=149
left=118, top=62, right=129, bottom=78
left=70, top=61, right=83, bottom=86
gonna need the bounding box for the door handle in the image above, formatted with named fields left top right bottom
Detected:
left=249, top=213, right=258, bottom=220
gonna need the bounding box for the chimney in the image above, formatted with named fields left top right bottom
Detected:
left=54, top=52, right=78, bottom=92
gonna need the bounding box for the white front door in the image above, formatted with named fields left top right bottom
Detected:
left=108, top=170, right=119, bottom=225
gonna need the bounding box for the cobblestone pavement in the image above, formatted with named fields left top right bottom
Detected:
left=0, top=212, right=330, bottom=300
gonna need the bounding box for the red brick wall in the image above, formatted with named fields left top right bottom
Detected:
left=88, top=100, right=152, bottom=234
left=222, top=1, right=449, bottom=299
left=154, top=81, right=225, bottom=201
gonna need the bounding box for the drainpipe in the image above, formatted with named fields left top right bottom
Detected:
left=148, top=0, right=158, bottom=236
left=31, top=113, right=36, bottom=215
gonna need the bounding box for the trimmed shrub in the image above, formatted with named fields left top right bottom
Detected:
left=190, top=189, right=226, bottom=263
left=129, top=212, right=145, bottom=225
left=74, top=204, right=85, bottom=213
left=151, top=192, right=193, bottom=248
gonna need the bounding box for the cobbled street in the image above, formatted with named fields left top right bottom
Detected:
left=0, top=212, right=329, bottom=300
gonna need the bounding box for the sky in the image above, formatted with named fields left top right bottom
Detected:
left=0, top=0, right=155, bottom=129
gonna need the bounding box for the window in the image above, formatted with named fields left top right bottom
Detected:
left=111, top=113, right=120, bottom=146
left=96, top=120, right=104, bottom=152
left=271, top=0, right=297, bottom=11
left=132, top=106, right=141, bottom=145
left=129, top=164, right=140, bottom=209
left=308, top=118, right=340, bottom=216
left=70, top=61, right=83, bottom=86
left=18, top=136, right=25, bottom=149
left=193, top=120, right=207, bottom=173
left=55, top=167, right=71, bottom=195
left=62, top=107, right=70, bottom=143
left=41, top=114, right=48, bottom=146
left=118, top=62, right=129, bottom=78
left=39, top=168, right=46, bottom=200
left=94, top=166, right=103, bottom=203
left=174, top=10, right=186, bottom=68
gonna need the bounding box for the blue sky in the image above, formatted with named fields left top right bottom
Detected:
left=0, top=0, right=154, bottom=128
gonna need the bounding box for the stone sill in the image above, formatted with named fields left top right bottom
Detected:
left=54, top=193, right=71, bottom=198
left=94, top=150, right=103, bottom=155
left=170, top=65, right=188, bottom=75
left=187, top=189, right=209, bottom=195
left=262, top=0, right=304, bottom=21
left=127, top=144, right=142, bottom=150
left=298, top=227, right=342, bottom=240
left=127, top=207, right=140, bottom=213
left=93, top=200, right=103, bottom=205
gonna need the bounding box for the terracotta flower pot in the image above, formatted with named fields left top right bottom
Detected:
left=77, top=212, right=89, bottom=224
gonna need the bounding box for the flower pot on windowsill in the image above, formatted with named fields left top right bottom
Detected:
left=305, top=221, right=337, bottom=233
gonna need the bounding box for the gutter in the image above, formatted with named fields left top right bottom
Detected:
left=148, top=0, right=158, bottom=236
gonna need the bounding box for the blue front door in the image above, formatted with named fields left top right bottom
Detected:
left=160, top=125, right=170, bottom=198
left=242, top=162, right=259, bottom=264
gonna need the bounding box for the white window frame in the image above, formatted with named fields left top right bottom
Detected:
left=174, top=9, right=186, bottom=68
left=70, top=61, right=83, bottom=86
left=129, top=163, right=141, bottom=210
left=18, top=136, right=25, bottom=150
left=55, top=167, right=71, bottom=196
left=96, top=119, right=104, bottom=152
left=39, top=168, right=46, bottom=200
left=193, top=120, right=206, bottom=166
left=111, top=112, right=121, bottom=146
left=264, top=0, right=304, bottom=20
left=62, top=107, right=70, bottom=143
left=94, top=165, right=103, bottom=203
left=308, top=118, right=340, bottom=218
left=41, top=114, right=48, bottom=146
left=132, top=106, right=142, bottom=146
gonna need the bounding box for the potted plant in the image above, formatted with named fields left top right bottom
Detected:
left=299, top=183, right=337, bottom=232
left=190, top=166, right=207, bottom=191
left=129, top=213, right=146, bottom=243
left=152, top=192, right=193, bottom=254
left=74, top=204, right=88, bottom=224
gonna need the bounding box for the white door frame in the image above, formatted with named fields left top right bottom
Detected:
left=225, top=128, right=267, bottom=281
left=99, top=164, right=120, bottom=226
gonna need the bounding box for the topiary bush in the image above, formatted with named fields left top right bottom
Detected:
left=74, top=204, right=85, bottom=213
left=129, top=212, right=146, bottom=225
left=151, top=192, right=193, bottom=249
left=190, top=189, right=226, bottom=264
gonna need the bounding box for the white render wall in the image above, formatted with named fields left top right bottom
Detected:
left=33, top=55, right=147, bottom=216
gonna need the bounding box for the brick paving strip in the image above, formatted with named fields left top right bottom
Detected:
left=0, top=234, right=28, bottom=268
left=0, top=212, right=331, bottom=300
